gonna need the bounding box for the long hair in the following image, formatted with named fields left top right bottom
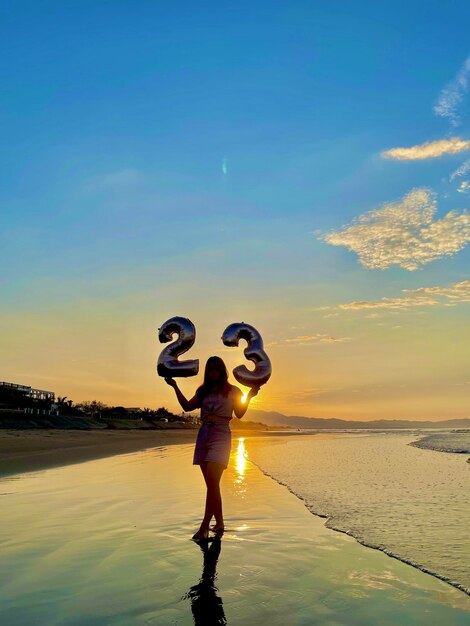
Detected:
left=196, top=356, right=231, bottom=401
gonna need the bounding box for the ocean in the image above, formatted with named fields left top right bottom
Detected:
left=247, top=431, right=470, bottom=595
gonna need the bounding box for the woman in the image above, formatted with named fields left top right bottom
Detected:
left=165, top=355, right=259, bottom=540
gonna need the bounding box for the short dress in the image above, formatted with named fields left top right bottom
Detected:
left=192, top=385, right=243, bottom=468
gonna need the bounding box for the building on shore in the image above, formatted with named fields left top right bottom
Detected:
left=0, top=381, right=55, bottom=402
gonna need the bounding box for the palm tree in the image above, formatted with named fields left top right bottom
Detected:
left=56, top=396, right=70, bottom=414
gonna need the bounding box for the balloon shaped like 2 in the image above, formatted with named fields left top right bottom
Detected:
left=157, top=316, right=199, bottom=378
left=221, top=322, right=272, bottom=388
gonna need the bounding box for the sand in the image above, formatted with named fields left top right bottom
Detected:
left=0, top=428, right=199, bottom=476
left=0, top=428, right=313, bottom=477
left=0, top=436, right=469, bottom=625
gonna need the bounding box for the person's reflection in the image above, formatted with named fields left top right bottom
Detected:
left=184, top=536, right=226, bottom=626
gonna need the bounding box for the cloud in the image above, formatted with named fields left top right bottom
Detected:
left=450, top=159, right=470, bottom=181
left=457, top=180, right=470, bottom=193
left=324, top=280, right=470, bottom=312
left=284, top=334, right=326, bottom=343
left=321, top=188, right=470, bottom=270
left=434, top=55, right=470, bottom=127
left=381, top=137, right=470, bottom=160
left=402, top=280, right=470, bottom=301
left=319, top=336, right=350, bottom=343
left=339, top=296, right=439, bottom=311
left=268, top=334, right=351, bottom=347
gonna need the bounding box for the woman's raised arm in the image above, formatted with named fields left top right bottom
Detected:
left=165, top=378, right=200, bottom=412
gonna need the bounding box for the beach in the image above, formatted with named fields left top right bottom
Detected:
left=0, top=427, right=305, bottom=477
left=0, top=428, right=199, bottom=477
left=1, top=435, right=469, bottom=625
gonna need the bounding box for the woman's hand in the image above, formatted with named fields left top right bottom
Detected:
left=234, top=385, right=260, bottom=419
left=247, top=385, right=260, bottom=400
left=165, top=377, right=177, bottom=388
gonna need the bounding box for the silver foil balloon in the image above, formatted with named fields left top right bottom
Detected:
left=221, top=322, right=272, bottom=387
left=157, top=316, right=199, bottom=378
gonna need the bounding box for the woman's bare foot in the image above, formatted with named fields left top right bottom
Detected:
left=192, top=528, right=209, bottom=541
left=211, top=523, right=225, bottom=534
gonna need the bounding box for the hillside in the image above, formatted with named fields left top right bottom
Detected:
left=245, top=409, right=470, bottom=430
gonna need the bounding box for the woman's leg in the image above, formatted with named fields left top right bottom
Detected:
left=210, top=462, right=224, bottom=531
left=193, top=461, right=225, bottom=539
left=199, top=463, right=224, bottom=531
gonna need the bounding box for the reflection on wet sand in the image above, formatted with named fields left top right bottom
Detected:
left=233, top=437, right=247, bottom=499
left=184, top=537, right=226, bottom=626
left=235, top=437, right=247, bottom=477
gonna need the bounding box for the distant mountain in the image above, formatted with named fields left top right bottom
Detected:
left=245, top=409, right=470, bottom=430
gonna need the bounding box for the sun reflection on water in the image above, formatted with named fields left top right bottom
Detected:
left=233, top=437, right=248, bottom=497
left=236, top=437, right=247, bottom=476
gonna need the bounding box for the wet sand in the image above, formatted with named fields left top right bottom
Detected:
left=0, top=428, right=198, bottom=476
left=0, top=428, right=309, bottom=477
left=0, top=437, right=468, bottom=625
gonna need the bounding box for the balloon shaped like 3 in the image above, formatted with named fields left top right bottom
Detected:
left=222, top=322, right=272, bottom=387
left=157, top=316, right=199, bottom=378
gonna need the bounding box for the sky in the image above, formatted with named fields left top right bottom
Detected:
left=1, top=1, right=469, bottom=420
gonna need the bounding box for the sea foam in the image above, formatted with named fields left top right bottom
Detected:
left=248, top=431, right=470, bottom=596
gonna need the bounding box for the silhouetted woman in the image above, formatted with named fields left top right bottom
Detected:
left=166, top=356, right=258, bottom=540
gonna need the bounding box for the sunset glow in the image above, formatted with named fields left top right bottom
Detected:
left=1, top=4, right=469, bottom=421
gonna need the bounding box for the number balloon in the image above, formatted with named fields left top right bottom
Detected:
left=157, top=316, right=199, bottom=378
left=221, top=322, right=272, bottom=387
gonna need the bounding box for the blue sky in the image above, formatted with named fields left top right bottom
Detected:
left=1, top=1, right=469, bottom=418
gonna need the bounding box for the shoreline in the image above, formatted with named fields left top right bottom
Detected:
left=247, top=435, right=470, bottom=600
left=0, top=427, right=315, bottom=477
left=252, top=457, right=470, bottom=598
